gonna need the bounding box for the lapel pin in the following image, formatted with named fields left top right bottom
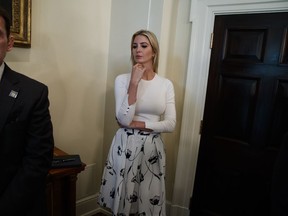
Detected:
left=9, top=90, right=18, bottom=98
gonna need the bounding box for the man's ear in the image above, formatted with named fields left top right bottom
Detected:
left=7, top=35, right=14, bottom=51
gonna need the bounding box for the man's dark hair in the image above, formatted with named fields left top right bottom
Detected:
left=0, top=7, right=11, bottom=38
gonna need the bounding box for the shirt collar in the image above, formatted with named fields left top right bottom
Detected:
left=0, top=62, right=4, bottom=82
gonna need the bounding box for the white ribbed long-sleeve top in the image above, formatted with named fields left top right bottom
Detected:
left=115, top=73, right=176, bottom=133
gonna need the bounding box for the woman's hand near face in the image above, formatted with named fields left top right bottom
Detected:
left=130, top=63, right=145, bottom=85
left=127, top=63, right=145, bottom=105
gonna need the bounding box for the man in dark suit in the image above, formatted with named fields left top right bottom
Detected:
left=0, top=7, right=54, bottom=216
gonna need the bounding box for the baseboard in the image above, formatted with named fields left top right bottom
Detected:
left=76, top=193, right=110, bottom=216
left=169, top=203, right=190, bottom=216
left=76, top=193, right=189, bottom=216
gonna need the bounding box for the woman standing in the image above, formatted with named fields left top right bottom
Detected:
left=99, top=30, right=176, bottom=216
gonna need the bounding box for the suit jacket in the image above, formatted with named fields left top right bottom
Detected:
left=0, top=64, right=54, bottom=216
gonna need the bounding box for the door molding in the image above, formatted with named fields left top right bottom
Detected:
left=172, top=0, right=288, bottom=215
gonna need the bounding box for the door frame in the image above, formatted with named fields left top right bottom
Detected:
left=172, top=0, right=288, bottom=215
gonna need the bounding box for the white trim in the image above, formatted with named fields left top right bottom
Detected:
left=76, top=194, right=103, bottom=216
left=76, top=194, right=174, bottom=216
left=173, top=0, right=288, bottom=215
left=147, top=0, right=152, bottom=29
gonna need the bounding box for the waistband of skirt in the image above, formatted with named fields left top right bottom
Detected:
left=118, top=127, right=160, bottom=135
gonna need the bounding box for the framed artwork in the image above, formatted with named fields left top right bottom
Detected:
left=0, top=0, right=31, bottom=48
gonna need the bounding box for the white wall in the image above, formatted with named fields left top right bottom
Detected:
left=6, top=0, right=192, bottom=215
left=6, top=0, right=112, bottom=214
left=102, top=0, right=191, bottom=214
left=11, top=0, right=284, bottom=215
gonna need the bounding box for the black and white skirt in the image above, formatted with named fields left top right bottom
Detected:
left=99, top=128, right=166, bottom=216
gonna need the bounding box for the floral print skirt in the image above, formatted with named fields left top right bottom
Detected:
left=98, top=128, right=166, bottom=216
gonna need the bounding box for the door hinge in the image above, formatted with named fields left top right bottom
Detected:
left=210, top=32, right=214, bottom=49
left=199, top=120, right=203, bottom=134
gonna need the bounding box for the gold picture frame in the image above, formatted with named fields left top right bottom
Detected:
left=11, top=0, right=31, bottom=48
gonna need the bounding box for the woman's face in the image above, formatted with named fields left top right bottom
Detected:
left=132, top=35, right=154, bottom=65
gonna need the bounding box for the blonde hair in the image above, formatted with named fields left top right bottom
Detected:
left=130, top=30, right=160, bottom=73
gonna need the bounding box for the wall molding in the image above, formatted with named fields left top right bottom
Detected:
left=76, top=193, right=114, bottom=216
left=76, top=195, right=177, bottom=216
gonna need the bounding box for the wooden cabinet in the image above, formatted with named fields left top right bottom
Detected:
left=46, top=147, right=86, bottom=216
